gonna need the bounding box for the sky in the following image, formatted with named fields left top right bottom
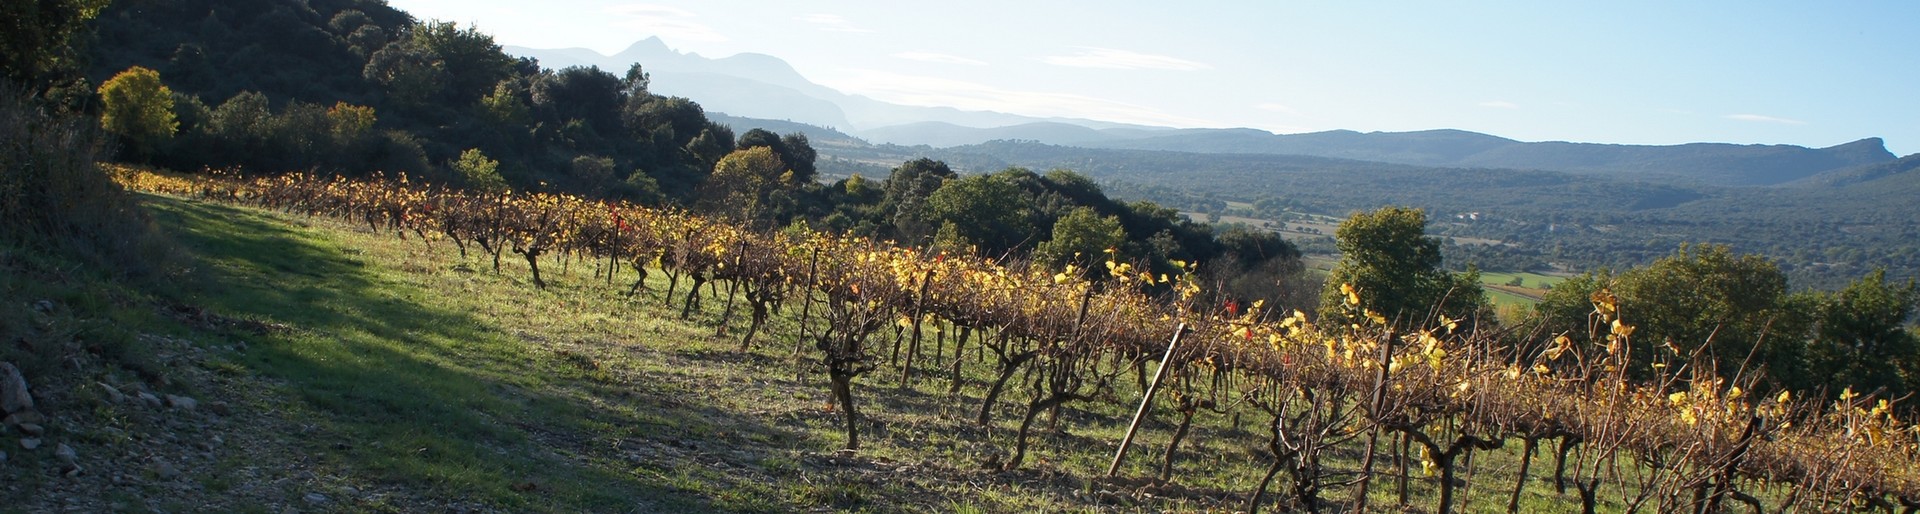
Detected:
left=384, top=0, right=1920, bottom=154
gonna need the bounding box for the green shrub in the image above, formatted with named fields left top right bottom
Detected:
left=0, top=87, right=170, bottom=274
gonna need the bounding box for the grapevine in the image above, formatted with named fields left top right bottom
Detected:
left=122, top=169, right=1920, bottom=512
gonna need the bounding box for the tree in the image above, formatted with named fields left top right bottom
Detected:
left=735, top=128, right=817, bottom=184
left=1614, top=244, right=1798, bottom=379
left=1803, top=270, right=1920, bottom=397
left=362, top=42, right=447, bottom=107
left=882, top=158, right=956, bottom=243
left=1533, top=269, right=1615, bottom=338
left=1035, top=207, right=1126, bottom=267
left=532, top=66, right=623, bottom=135
left=1041, top=169, right=1103, bottom=204
left=684, top=123, right=735, bottom=172
left=1536, top=244, right=1806, bottom=384
left=326, top=102, right=375, bottom=139
left=779, top=132, right=818, bottom=183
left=571, top=155, right=616, bottom=188
left=478, top=81, right=528, bottom=126
left=96, top=66, right=178, bottom=159
left=925, top=174, right=1035, bottom=257
left=701, top=147, right=788, bottom=222
left=411, top=21, right=513, bottom=105
left=1209, top=226, right=1309, bottom=309
left=0, top=0, right=109, bottom=86
left=1318, top=206, right=1483, bottom=328
left=453, top=148, right=506, bottom=193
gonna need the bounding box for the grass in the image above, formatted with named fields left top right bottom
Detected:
left=1479, top=271, right=1568, bottom=291
left=8, top=190, right=1790, bottom=512
left=1477, top=271, right=1567, bottom=309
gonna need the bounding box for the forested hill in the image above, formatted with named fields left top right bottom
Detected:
left=72, top=0, right=1312, bottom=310
left=1085, top=128, right=1895, bottom=186
left=81, top=0, right=740, bottom=199
left=911, top=139, right=1919, bottom=288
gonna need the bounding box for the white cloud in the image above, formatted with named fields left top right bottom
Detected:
left=892, top=52, right=988, bottom=66
left=1479, top=100, right=1520, bottom=109
left=605, top=4, right=727, bottom=42
left=1040, top=47, right=1211, bottom=71
left=819, top=70, right=1219, bottom=127
left=1724, top=113, right=1805, bottom=125
left=796, top=13, right=872, bottom=33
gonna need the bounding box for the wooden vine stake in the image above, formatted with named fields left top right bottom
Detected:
left=1105, top=322, right=1187, bottom=477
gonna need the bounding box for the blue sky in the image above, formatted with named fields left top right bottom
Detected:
left=385, top=0, right=1919, bottom=154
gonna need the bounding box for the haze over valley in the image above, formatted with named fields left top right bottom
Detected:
left=511, top=38, right=1917, bottom=288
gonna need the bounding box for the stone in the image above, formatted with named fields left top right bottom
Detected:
left=195, top=437, right=220, bottom=451
left=207, top=401, right=232, bottom=416
left=136, top=392, right=162, bottom=409
left=164, top=395, right=197, bottom=411
left=98, top=382, right=126, bottom=404
left=15, top=423, right=42, bottom=436
left=0, top=362, right=31, bottom=414
left=304, top=492, right=330, bottom=504
left=32, top=300, right=53, bottom=313
left=19, top=437, right=40, bottom=450
left=54, top=443, right=75, bottom=462
left=3, top=410, right=42, bottom=427
left=152, top=458, right=181, bottom=479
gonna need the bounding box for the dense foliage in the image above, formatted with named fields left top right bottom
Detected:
left=1536, top=245, right=1920, bottom=399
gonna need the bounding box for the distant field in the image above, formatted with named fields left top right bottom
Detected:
left=1477, top=272, right=1566, bottom=309
left=1479, top=271, right=1567, bottom=290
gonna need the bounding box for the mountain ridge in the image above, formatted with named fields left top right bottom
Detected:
left=507, top=39, right=1896, bottom=187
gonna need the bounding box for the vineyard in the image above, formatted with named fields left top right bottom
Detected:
left=119, top=168, right=1920, bottom=513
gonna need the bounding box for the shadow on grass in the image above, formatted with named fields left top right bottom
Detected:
left=144, top=196, right=805, bottom=513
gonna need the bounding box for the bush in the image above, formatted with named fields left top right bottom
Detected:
left=0, top=86, right=171, bottom=277
left=1, top=86, right=176, bottom=377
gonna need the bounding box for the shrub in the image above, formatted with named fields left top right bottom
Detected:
left=0, top=86, right=171, bottom=276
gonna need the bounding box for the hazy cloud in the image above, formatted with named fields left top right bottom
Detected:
left=1040, top=47, right=1211, bottom=71
left=797, top=13, right=872, bottom=33
left=1479, top=100, right=1520, bottom=109
left=1725, top=113, right=1805, bottom=125
left=820, top=70, right=1217, bottom=127
left=892, top=52, right=988, bottom=66
left=605, top=4, right=727, bottom=42
left=1255, top=103, right=1300, bottom=115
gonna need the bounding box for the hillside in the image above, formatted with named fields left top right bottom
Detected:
left=0, top=188, right=1587, bottom=512
left=2, top=194, right=1094, bottom=512
left=1092, top=130, right=1895, bottom=186
left=899, top=140, right=1918, bottom=287
left=12, top=165, right=1908, bottom=511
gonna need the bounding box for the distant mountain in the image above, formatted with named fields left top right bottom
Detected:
left=1092, top=130, right=1895, bottom=186
left=512, top=38, right=1895, bottom=187
left=860, top=121, right=1166, bottom=148
left=1795, top=151, right=1920, bottom=189
left=507, top=39, right=1065, bottom=132
left=509, top=38, right=857, bottom=130
left=703, top=112, right=866, bottom=148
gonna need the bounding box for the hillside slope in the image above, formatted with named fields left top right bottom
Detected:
left=1094, top=130, right=1895, bottom=186
left=2, top=193, right=1261, bottom=512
